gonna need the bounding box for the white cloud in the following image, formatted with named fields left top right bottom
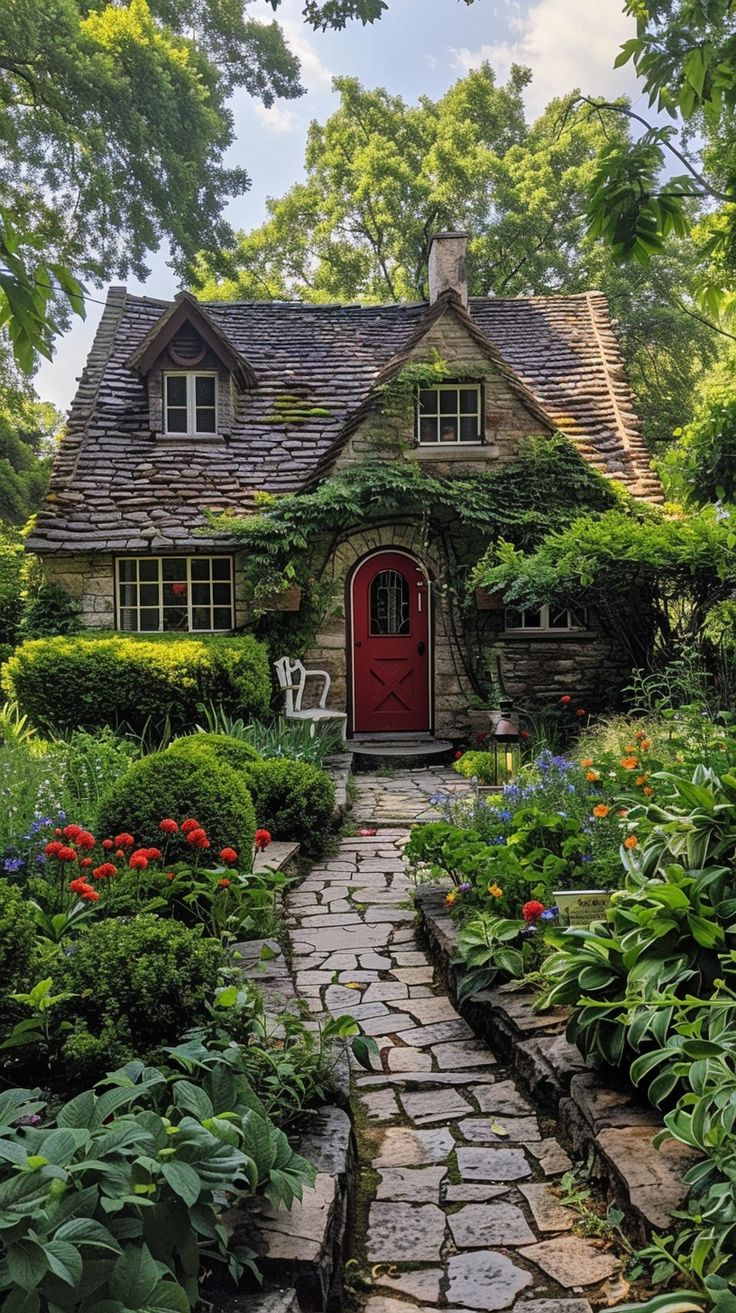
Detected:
left=253, top=101, right=301, bottom=132
left=451, top=0, right=639, bottom=119
left=248, top=0, right=333, bottom=94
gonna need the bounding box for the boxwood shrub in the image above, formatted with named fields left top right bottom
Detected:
left=96, top=750, right=256, bottom=862
left=2, top=632, right=270, bottom=734
left=167, top=731, right=261, bottom=773
left=55, top=914, right=224, bottom=1078
left=242, top=758, right=336, bottom=855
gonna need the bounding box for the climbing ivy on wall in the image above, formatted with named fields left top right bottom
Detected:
left=206, top=435, right=633, bottom=694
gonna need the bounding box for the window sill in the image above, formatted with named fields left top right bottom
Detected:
left=411, top=444, right=498, bottom=461
left=155, top=433, right=229, bottom=445
left=500, top=629, right=598, bottom=641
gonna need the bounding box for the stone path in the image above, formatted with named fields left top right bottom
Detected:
left=285, top=774, right=621, bottom=1313
left=351, top=766, right=470, bottom=825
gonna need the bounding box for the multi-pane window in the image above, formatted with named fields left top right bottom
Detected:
left=504, top=605, right=587, bottom=632
left=417, top=384, right=482, bottom=444
left=164, top=373, right=217, bottom=435
left=370, top=569, right=410, bottom=635
left=117, top=557, right=233, bottom=632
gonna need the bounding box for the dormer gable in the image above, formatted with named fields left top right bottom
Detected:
left=126, top=290, right=256, bottom=389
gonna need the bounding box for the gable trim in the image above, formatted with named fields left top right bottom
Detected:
left=126, top=290, right=256, bottom=389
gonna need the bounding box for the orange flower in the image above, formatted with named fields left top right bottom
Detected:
left=592, top=804, right=610, bottom=818
left=585, top=770, right=600, bottom=782
left=635, top=774, right=649, bottom=786
left=643, top=786, right=654, bottom=796
left=581, top=758, right=594, bottom=768
left=445, top=890, right=458, bottom=907
left=619, top=808, right=629, bottom=817
left=640, top=739, right=651, bottom=750
left=620, top=756, right=639, bottom=769
left=624, top=835, right=638, bottom=849
left=487, top=883, right=503, bottom=898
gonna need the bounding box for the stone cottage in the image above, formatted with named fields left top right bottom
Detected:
left=28, top=233, right=659, bottom=740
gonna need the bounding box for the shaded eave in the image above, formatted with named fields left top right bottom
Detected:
left=126, top=290, right=257, bottom=389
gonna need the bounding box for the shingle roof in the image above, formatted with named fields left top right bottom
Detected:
left=28, top=286, right=659, bottom=554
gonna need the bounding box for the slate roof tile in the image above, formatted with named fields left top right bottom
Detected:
left=28, top=286, right=659, bottom=553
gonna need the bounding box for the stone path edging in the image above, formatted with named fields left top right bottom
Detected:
left=415, top=885, right=698, bottom=1240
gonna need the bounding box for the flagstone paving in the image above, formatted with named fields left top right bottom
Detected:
left=285, top=775, right=620, bottom=1312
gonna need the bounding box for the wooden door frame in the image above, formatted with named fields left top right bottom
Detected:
left=346, top=547, right=433, bottom=738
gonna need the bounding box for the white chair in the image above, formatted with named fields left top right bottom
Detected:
left=273, top=657, right=348, bottom=739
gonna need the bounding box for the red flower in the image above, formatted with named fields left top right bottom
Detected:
left=218, top=878, right=231, bottom=888
left=68, top=877, right=89, bottom=894
left=102, top=838, right=114, bottom=850
left=576, top=708, right=586, bottom=718
left=144, top=847, right=162, bottom=860
left=186, top=827, right=208, bottom=846
left=181, top=819, right=201, bottom=834
left=63, top=824, right=82, bottom=840
left=115, top=849, right=125, bottom=860
left=57, top=846, right=78, bottom=862
left=76, top=830, right=96, bottom=850
left=474, top=731, right=489, bottom=745
left=80, top=886, right=100, bottom=902
left=44, top=840, right=63, bottom=857
left=254, top=829, right=272, bottom=851
left=454, top=750, right=463, bottom=760
left=522, top=900, right=546, bottom=923
left=560, top=695, right=572, bottom=705
left=113, top=833, right=134, bottom=848
left=79, top=857, right=93, bottom=868
left=519, top=730, right=529, bottom=740
left=195, top=836, right=210, bottom=850
left=93, top=863, right=117, bottom=880
left=219, top=847, right=238, bottom=864
left=129, top=852, right=148, bottom=871
left=159, top=819, right=179, bottom=834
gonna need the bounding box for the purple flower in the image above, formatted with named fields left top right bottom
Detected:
left=458, top=881, right=472, bottom=893
left=3, top=857, right=23, bottom=873
left=581, top=854, right=592, bottom=863
left=490, top=836, right=506, bottom=846
left=540, top=908, right=558, bottom=922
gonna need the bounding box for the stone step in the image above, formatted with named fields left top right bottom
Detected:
left=346, top=737, right=455, bottom=769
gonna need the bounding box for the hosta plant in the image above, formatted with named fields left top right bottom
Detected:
left=0, top=1045, right=315, bottom=1313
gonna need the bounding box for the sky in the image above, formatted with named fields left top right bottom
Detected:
left=36, top=0, right=640, bottom=413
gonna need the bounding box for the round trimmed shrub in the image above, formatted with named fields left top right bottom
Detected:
left=0, top=880, right=37, bottom=1031
left=242, top=758, right=336, bottom=855
left=56, top=914, right=224, bottom=1078
left=96, top=750, right=256, bottom=862
left=168, top=732, right=261, bottom=774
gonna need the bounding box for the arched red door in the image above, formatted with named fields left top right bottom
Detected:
left=351, top=551, right=430, bottom=734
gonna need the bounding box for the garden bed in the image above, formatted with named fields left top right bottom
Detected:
left=416, top=885, right=699, bottom=1243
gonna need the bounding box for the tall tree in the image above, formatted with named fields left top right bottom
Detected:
left=195, top=67, right=718, bottom=446
left=0, top=338, right=60, bottom=525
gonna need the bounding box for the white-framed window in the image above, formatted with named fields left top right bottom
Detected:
left=417, top=384, right=482, bottom=444
left=504, top=604, right=588, bottom=632
left=164, top=372, right=217, bottom=435
left=116, top=556, right=234, bottom=632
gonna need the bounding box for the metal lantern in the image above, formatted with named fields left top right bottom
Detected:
left=493, top=697, right=521, bottom=785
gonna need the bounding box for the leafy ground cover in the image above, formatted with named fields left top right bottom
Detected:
left=0, top=688, right=352, bottom=1310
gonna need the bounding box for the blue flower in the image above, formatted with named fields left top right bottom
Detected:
left=3, top=857, right=24, bottom=873
left=29, top=815, right=53, bottom=834
left=540, top=908, right=558, bottom=921
left=498, top=809, right=512, bottom=822
left=490, top=835, right=506, bottom=846
left=581, top=854, right=592, bottom=863
left=430, top=791, right=449, bottom=806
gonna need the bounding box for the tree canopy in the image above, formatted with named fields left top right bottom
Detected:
left=195, top=65, right=718, bottom=446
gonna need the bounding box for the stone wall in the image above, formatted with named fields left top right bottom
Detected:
left=332, top=309, right=551, bottom=475
left=41, top=551, right=248, bottom=631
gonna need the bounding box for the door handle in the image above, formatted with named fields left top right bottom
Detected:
left=417, top=641, right=426, bottom=655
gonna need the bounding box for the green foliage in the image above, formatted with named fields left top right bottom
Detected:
left=17, top=577, right=82, bottom=641
left=477, top=506, right=736, bottom=669
left=0, top=880, right=38, bottom=1022
left=169, top=731, right=261, bottom=773
left=0, top=527, right=24, bottom=647
left=199, top=705, right=344, bottom=765
left=96, top=751, right=256, bottom=863
left=452, top=912, right=525, bottom=1001
left=453, top=750, right=498, bottom=785
left=378, top=354, right=450, bottom=420
left=242, top=757, right=336, bottom=854
left=195, top=67, right=714, bottom=449
left=0, top=344, right=59, bottom=522
left=2, top=633, right=270, bottom=734
left=54, top=914, right=225, bottom=1079
left=0, top=1046, right=315, bottom=1311
left=659, top=362, right=736, bottom=505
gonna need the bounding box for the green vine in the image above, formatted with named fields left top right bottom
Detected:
left=205, top=436, right=629, bottom=695
left=377, top=351, right=451, bottom=420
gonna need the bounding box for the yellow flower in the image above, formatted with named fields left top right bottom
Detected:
left=445, top=890, right=458, bottom=907
left=344, top=982, right=363, bottom=990
left=487, top=884, right=503, bottom=898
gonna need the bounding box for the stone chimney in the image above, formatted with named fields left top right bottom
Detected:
left=428, top=231, right=469, bottom=308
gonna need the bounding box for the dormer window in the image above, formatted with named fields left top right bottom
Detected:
left=164, top=372, right=217, bottom=435
left=417, top=384, right=482, bottom=444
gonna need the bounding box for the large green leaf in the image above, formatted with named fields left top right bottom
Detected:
left=160, top=1163, right=201, bottom=1208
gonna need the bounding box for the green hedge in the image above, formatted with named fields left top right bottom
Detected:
left=243, top=757, right=336, bottom=855
left=1, top=632, right=270, bottom=733
left=96, top=750, right=256, bottom=863
left=167, top=731, right=261, bottom=773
